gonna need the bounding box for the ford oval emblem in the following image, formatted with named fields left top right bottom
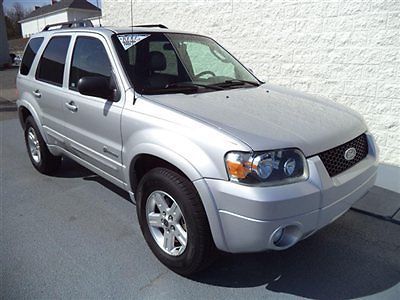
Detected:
left=344, top=147, right=357, bottom=161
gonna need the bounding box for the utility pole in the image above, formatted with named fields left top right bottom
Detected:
left=0, top=0, right=11, bottom=67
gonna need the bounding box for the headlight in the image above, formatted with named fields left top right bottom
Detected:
left=225, top=149, right=308, bottom=185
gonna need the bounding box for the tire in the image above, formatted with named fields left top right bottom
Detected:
left=24, top=116, right=61, bottom=175
left=136, top=167, right=216, bottom=275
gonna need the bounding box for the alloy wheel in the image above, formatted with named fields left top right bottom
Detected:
left=145, top=190, right=188, bottom=256
left=27, top=127, right=41, bottom=164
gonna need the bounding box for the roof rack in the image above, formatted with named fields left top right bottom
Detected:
left=132, top=24, right=168, bottom=29
left=42, top=20, right=93, bottom=31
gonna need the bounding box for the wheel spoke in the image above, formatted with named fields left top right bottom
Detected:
left=163, top=230, right=175, bottom=251
left=147, top=212, right=162, bottom=228
left=169, top=202, right=182, bottom=220
left=175, top=224, right=187, bottom=247
left=153, top=193, right=168, bottom=212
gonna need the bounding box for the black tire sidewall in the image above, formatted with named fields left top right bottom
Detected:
left=24, top=116, right=60, bottom=174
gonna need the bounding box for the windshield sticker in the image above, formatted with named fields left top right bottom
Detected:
left=118, top=34, right=150, bottom=50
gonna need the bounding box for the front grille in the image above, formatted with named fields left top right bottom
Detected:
left=318, top=134, right=369, bottom=177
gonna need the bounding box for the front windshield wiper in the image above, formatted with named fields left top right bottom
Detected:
left=212, top=79, right=261, bottom=88
left=141, top=85, right=198, bottom=95
left=140, top=82, right=222, bottom=95
left=166, top=82, right=224, bottom=91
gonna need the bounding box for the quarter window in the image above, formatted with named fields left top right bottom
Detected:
left=36, top=36, right=71, bottom=86
left=69, top=37, right=112, bottom=90
left=20, top=37, right=44, bottom=75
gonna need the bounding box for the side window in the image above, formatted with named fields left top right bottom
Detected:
left=69, top=37, right=112, bottom=90
left=36, top=36, right=71, bottom=86
left=149, top=41, right=178, bottom=75
left=20, top=37, right=44, bottom=75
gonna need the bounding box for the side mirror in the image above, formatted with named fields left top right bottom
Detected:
left=77, top=76, right=119, bottom=101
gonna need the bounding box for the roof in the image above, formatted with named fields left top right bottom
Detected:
left=108, top=27, right=184, bottom=34
left=28, top=25, right=196, bottom=40
left=21, top=0, right=100, bottom=22
left=34, top=26, right=190, bottom=37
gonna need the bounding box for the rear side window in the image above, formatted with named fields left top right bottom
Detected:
left=20, top=37, right=44, bottom=75
left=36, top=36, right=71, bottom=86
left=69, top=37, right=112, bottom=90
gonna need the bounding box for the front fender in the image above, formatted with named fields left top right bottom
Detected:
left=124, top=141, right=203, bottom=185
left=122, top=126, right=224, bottom=188
left=122, top=131, right=230, bottom=252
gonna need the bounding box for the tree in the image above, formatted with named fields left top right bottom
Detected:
left=5, top=15, right=17, bottom=39
left=5, top=2, right=31, bottom=39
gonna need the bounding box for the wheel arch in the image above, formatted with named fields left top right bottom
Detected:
left=126, top=147, right=228, bottom=252
left=128, top=148, right=203, bottom=194
left=17, top=101, right=48, bottom=143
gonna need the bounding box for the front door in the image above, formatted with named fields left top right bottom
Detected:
left=61, top=34, right=124, bottom=181
left=34, top=35, right=71, bottom=137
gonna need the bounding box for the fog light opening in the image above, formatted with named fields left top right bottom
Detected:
left=270, top=225, right=301, bottom=249
left=272, top=227, right=284, bottom=244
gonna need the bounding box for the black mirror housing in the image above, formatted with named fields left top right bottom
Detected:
left=77, top=76, right=119, bottom=101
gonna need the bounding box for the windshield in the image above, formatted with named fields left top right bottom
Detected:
left=113, top=32, right=260, bottom=94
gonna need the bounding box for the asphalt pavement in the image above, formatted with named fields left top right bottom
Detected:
left=1, top=111, right=400, bottom=299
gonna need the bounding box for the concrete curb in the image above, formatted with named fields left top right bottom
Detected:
left=0, top=98, right=17, bottom=112
left=352, top=186, right=400, bottom=225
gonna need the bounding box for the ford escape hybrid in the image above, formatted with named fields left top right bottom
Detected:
left=17, top=22, right=379, bottom=275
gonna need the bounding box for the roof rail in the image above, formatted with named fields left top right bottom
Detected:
left=42, top=20, right=93, bottom=31
left=132, top=24, right=168, bottom=29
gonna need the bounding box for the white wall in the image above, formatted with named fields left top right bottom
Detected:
left=102, top=0, right=400, bottom=169
left=68, top=8, right=101, bottom=22
left=21, top=11, right=69, bottom=37
left=21, top=9, right=102, bottom=37
left=89, top=17, right=102, bottom=27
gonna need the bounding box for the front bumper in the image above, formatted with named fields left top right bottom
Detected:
left=194, top=133, right=379, bottom=253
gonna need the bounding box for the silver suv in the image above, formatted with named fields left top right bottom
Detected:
left=17, top=22, right=379, bottom=275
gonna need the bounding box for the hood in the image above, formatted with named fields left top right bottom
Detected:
left=144, top=84, right=367, bottom=156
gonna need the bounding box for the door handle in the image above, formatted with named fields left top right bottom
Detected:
left=33, top=89, right=41, bottom=98
left=65, top=101, right=78, bottom=112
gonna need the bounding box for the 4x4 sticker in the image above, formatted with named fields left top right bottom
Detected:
left=118, top=34, right=150, bottom=50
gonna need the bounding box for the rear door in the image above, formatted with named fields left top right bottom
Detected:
left=61, top=33, right=125, bottom=180
left=34, top=35, right=71, bottom=139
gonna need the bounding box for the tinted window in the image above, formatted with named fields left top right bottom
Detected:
left=113, top=33, right=258, bottom=95
left=113, top=33, right=190, bottom=92
left=20, top=37, right=44, bottom=75
left=69, top=37, right=112, bottom=90
left=149, top=41, right=178, bottom=75
left=36, top=36, right=71, bottom=86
